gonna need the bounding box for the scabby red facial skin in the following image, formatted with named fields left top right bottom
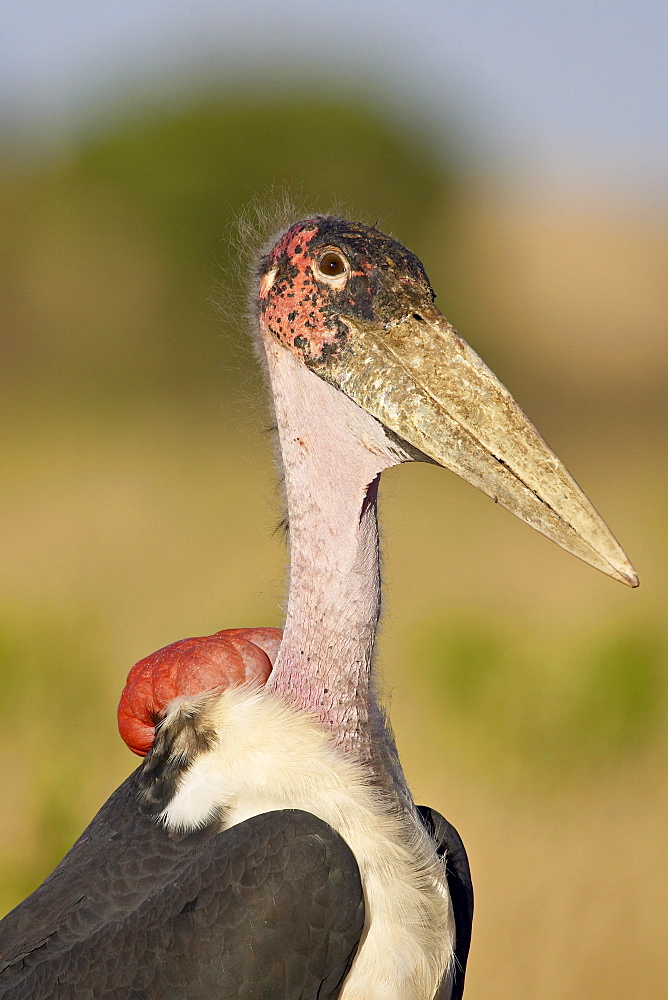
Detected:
left=256, top=216, right=434, bottom=368
left=117, top=627, right=282, bottom=756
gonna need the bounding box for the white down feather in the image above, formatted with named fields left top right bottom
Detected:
left=160, top=686, right=454, bottom=1000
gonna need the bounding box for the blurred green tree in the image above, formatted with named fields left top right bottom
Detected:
left=1, top=92, right=458, bottom=402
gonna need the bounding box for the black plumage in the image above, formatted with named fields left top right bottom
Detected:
left=418, top=807, right=474, bottom=1000
left=0, top=770, right=364, bottom=999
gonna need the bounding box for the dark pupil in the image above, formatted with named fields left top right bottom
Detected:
left=319, top=252, right=345, bottom=276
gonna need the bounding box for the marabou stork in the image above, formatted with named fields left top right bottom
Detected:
left=0, top=217, right=637, bottom=1000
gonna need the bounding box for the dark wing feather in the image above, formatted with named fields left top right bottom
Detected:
left=418, top=805, right=473, bottom=1000
left=0, top=770, right=364, bottom=999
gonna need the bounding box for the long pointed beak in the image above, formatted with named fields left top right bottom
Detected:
left=318, top=306, right=638, bottom=588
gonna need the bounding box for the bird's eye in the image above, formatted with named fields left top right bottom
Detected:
left=318, top=251, right=346, bottom=276
left=314, top=249, right=350, bottom=286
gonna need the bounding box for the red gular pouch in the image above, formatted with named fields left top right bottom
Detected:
left=117, top=627, right=283, bottom=756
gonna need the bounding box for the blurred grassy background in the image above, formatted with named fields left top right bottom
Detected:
left=0, top=86, right=666, bottom=999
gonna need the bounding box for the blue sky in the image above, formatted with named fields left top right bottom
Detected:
left=1, top=0, right=666, bottom=194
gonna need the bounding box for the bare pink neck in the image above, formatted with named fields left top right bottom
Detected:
left=262, top=336, right=402, bottom=763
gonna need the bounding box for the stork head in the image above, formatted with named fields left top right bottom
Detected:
left=256, top=216, right=637, bottom=588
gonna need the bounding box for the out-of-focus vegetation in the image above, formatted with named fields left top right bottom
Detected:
left=1, top=95, right=453, bottom=401
left=0, top=87, right=666, bottom=999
